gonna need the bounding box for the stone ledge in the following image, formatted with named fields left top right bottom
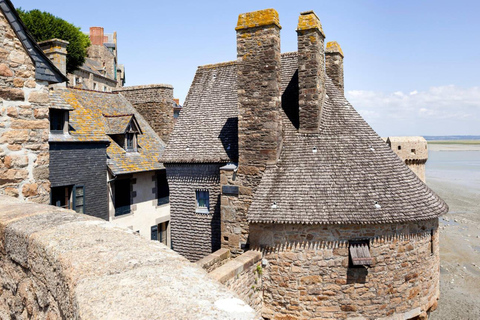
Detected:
left=196, top=247, right=231, bottom=271
left=209, top=250, right=262, bottom=284
left=0, top=195, right=256, bottom=319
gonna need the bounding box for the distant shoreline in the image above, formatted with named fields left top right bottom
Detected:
left=428, top=142, right=480, bottom=152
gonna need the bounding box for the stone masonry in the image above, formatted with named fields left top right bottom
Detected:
left=0, top=11, right=51, bottom=203
left=114, top=84, right=174, bottom=143
left=227, top=9, right=283, bottom=256
left=297, top=11, right=326, bottom=133
left=250, top=219, right=440, bottom=320
left=386, top=136, right=428, bottom=182
left=0, top=195, right=256, bottom=319
left=325, top=41, right=344, bottom=94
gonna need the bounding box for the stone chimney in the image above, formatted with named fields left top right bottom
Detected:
left=38, top=39, right=69, bottom=87
left=326, top=41, right=344, bottom=94
left=236, top=8, right=282, bottom=167
left=89, top=27, right=104, bottom=45
left=296, top=11, right=326, bottom=133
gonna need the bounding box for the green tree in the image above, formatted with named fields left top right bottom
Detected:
left=17, top=8, right=90, bottom=73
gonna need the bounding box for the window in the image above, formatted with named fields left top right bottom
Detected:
left=151, top=225, right=158, bottom=241
left=349, top=240, right=373, bottom=267
left=74, top=185, right=84, bottom=213
left=93, top=83, right=97, bottom=90
left=114, top=179, right=131, bottom=216
left=126, top=133, right=135, bottom=151
left=411, top=148, right=416, bottom=155
left=195, top=189, right=209, bottom=214
left=397, top=145, right=401, bottom=150
left=157, top=171, right=169, bottom=206
left=151, top=222, right=169, bottom=246
left=51, top=185, right=73, bottom=209
left=51, top=185, right=84, bottom=213
left=50, top=109, right=68, bottom=133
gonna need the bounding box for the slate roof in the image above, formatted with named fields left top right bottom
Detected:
left=165, top=53, right=448, bottom=224
left=104, top=114, right=141, bottom=135
left=0, top=0, right=67, bottom=83
left=161, top=61, right=238, bottom=163
left=49, top=88, right=165, bottom=175
left=79, top=58, right=116, bottom=82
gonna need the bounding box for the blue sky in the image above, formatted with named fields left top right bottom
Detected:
left=15, top=0, right=480, bottom=136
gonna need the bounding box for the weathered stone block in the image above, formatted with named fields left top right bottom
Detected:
left=0, top=63, right=13, bottom=77
left=28, top=92, right=49, bottom=104
left=0, top=88, right=24, bottom=101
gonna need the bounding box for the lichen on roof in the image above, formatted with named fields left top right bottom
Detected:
left=326, top=41, right=344, bottom=57
left=52, top=88, right=165, bottom=175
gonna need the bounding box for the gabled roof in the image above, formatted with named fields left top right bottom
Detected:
left=50, top=88, right=165, bottom=175
left=166, top=52, right=448, bottom=224
left=0, top=0, right=68, bottom=83
left=104, top=114, right=142, bottom=135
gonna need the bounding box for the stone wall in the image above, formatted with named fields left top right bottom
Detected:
left=0, top=11, right=51, bottom=203
left=49, top=142, right=109, bottom=219
left=114, top=84, right=174, bottom=143
left=166, top=163, right=222, bottom=261
left=87, top=44, right=116, bottom=83
left=0, top=195, right=256, bottom=319
left=221, top=164, right=250, bottom=256
left=250, top=219, right=440, bottom=320
left=209, top=250, right=264, bottom=316
left=386, top=137, right=428, bottom=182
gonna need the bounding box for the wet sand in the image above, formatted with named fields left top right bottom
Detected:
left=427, top=145, right=480, bottom=319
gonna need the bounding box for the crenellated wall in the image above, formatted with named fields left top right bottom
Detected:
left=0, top=195, right=256, bottom=319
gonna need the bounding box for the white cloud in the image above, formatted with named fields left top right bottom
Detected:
left=345, top=85, right=480, bottom=136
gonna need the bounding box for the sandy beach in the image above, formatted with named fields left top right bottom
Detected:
left=426, top=144, right=480, bottom=319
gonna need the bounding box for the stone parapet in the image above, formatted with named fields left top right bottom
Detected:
left=197, top=247, right=231, bottom=272
left=209, top=250, right=263, bottom=315
left=0, top=195, right=256, bottom=319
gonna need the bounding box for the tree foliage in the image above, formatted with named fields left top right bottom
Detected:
left=17, top=8, right=90, bottom=73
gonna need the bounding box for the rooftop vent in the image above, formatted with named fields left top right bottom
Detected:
left=271, top=202, right=277, bottom=209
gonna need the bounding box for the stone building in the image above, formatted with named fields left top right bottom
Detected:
left=0, top=0, right=67, bottom=203
left=67, top=26, right=125, bottom=92
left=47, top=87, right=171, bottom=243
left=162, top=8, right=448, bottom=319
left=386, top=136, right=428, bottom=182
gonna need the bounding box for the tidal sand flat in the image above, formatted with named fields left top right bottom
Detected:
left=427, top=146, right=480, bottom=319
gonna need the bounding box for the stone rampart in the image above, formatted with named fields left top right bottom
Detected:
left=114, top=84, right=174, bottom=143
left=250, top=219, right=440, bottom=320
left=0, top=195, right=256, bottom=319
left=209, top=250, right=263, bottom=316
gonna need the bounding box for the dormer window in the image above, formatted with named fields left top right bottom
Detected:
left=49, top=109, right=69, bottom=134
left=125, top=132, right=136, bottom=152
left=104, top=114, right=142, bottom=152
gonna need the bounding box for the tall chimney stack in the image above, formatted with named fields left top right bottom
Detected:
left=326, top=41, right=344, bottom=94
left=236, top=9, right=282, bottom=167
left=89, top=27, right=104, bottom=45
left=296, top=11, right=325, bottom=133
left=38, top=39, right=69, bottom=85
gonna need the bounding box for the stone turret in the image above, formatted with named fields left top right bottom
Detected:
left=326, top=41, right=344, bottom=94
left=297, top=11, right=326, bottom=133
